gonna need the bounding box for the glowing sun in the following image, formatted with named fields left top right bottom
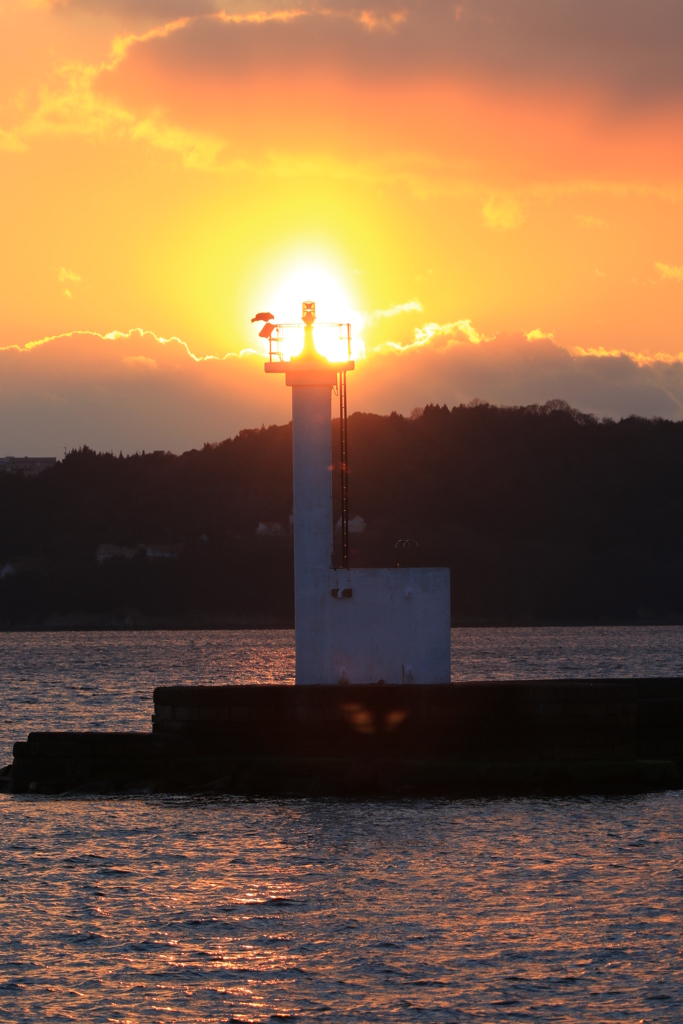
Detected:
left=267, top=265, right=365, bottom=362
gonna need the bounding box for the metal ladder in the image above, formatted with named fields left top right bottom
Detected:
left=339, top=369, right=349, bottom=570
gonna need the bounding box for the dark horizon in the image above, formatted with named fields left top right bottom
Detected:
left=2, top=399, right=683, bottom=629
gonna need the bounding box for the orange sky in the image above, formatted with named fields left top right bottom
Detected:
left=2, top=1, right=683, bottom=452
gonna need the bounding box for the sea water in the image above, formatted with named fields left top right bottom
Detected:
left=1, top=628, right=683, bottom=1022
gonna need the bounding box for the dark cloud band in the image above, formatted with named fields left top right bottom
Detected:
left=2, top=328, right=682, bottom=454
left=98, top=1, right=683, bottom=105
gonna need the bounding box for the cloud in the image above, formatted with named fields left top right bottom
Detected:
left=357, top=328, right=683, bottom=423
left=86, top=1, right=683, bottom=104
left=4, top=2, right=683, bottom=202
left=483, top=194, right=525, bottom=230
left=377, top=319, right=487, bottom=353
left=0, top=328, right=288, bottom=455
left=58, top=267, right=81, bottom=283
left=53, top=0, right=221, bottom=14
left=0, top=128, right=26, bottom=153
left=526, top=329, right=554, bottom=342
left=363, top=300, right=423, bottom=327
left=0, top=50, right=226, bottom=171
left=0, top=326, right=261, bottom=367
left=5, top=321, right=683, bottom=456
left=57, top=266, right=81, bottom=299
left=655, top=262, right=683, bottom=282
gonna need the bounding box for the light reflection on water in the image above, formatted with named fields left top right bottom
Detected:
left=1, top=628, right=683, bottom=1021
left=2, top=793, right=683, bottom=1022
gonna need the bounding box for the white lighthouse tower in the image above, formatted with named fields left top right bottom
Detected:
left=258, top=301, right=450, bottom=686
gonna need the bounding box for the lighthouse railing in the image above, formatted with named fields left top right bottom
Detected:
left=266, top=323, right=352, bottom=364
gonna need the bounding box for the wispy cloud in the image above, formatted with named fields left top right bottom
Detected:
left=0, top=36, right=225, bottom=171
left=483, top=194, right=525, bottom=230
left=526, top=329, right=555, bottom=341
left=655, top=262, right=683, bottom=282
left=377, top=319, right=487, bottom=353
left=571, top=344, right=683, bottom=367
left=363, top=300, right=423, bottom=327
left=57, top=266, right=81, bottom=299
left=58, top=267, right=81, bottom=283
left=0, top=128, right=26, bottom=153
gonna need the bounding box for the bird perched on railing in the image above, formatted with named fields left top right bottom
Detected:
left=252, top=311, right=276, bottom=339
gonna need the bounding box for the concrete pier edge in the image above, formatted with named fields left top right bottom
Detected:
left=3, top=678, right=683, bottom=797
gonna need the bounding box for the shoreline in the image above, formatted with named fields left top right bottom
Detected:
left=3, top=614, right=683, bottom=631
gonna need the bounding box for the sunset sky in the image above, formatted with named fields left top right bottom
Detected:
left=2, top=0, right=683, bottom=453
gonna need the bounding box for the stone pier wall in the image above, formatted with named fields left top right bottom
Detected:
left=153, top=679, right=683, bottom=763
left=6, top=679, right=683, bottom=796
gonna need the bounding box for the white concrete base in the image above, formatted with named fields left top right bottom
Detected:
left=295, top=566, right=451, bottom=685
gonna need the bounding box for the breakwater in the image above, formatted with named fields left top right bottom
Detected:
left=5, top=678, right=683, bottom=796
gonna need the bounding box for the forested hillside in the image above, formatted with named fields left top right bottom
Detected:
left=2, top=400, right=683, bottom=626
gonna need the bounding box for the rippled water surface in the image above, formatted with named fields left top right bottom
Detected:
left=2, top=628, right=683, bottom=1022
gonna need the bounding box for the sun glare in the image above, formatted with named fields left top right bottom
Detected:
left=266, top=265, right=365, bottom=363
